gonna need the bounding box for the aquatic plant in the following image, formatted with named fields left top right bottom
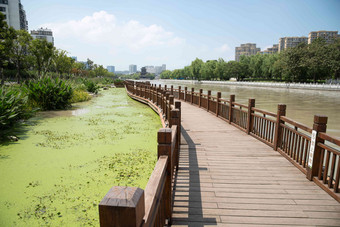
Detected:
left=0, top=86, right=32, bottom=133
left=82, top=79, right=99, bottom=94
left=70, top=89, right=91, bottom=103
left=26, top=76, right=73, bottom=110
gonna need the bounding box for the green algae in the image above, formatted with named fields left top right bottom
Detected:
left=0, top=88, right=161, bottom=226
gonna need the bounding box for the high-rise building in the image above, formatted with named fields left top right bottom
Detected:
left=278, top=36, right=308, bottom=52
left=162, top=64, right=166, bottom=71
left=0, top=0, right=28, bottom=31
left=107, top=66, right=115, bottom=73
left=145, top=66, right=155, bottom=74
left=31, top=28, right=54, bottom=45
left=308, top=30, right=338, bottom=44
left=155, top=66, right=163, bottom=75
left=235, top=43, right=261, bottom=61
left=129, top=64, right=137, bottom=74
left=260, top=44, right=279, bottom=55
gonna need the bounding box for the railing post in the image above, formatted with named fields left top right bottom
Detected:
left=184, top=87, right=187, bottom=101
left=157, top=128, right=172, bottom=223
left=247, top=99, right=255, bottom=134
left=171, top=85, right=173, bottom=96
left=175, top=101, right=181, bottom=169
left=229, top=94, right=235, bottom=123
left=165, top=93, right=170, bottom=122
left=164, top=85, right=167, bottom=92
left=199, top=89, right=203, bottom=108
left=216, top=92, right=221, bottom=116
left=170, top=107, right=180, bottom=169
left=169, top=95, right=174, bottom=123
left=191, top=88, right=194, bottom=104
left=273, top=104, right=286, bottom=151
left=207, top=90, right=211, bottom=112
left=306, top=115, right=328, bottom=181
left=178, top=86, right=182, bottom=100
left=99, top=186, right=145, bottom=227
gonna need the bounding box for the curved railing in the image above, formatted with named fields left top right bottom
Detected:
left=99, top=80, right=181, bottom=227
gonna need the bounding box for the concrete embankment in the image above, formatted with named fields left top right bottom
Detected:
left=158, top=79, right=340, bottom=91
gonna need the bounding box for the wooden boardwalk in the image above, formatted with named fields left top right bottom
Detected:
left=172, top=101, right=340, bottom=226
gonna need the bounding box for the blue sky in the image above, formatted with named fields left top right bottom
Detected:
left=21, top=0, right=340, bottom=71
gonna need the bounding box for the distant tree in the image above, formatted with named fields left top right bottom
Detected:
left=214, top=58, right=228, bottom=80
left=190, top=58, right=204, bottom=81
left=29, top=39, right=54, bottom=77
left=160, top=70, right=172, bottom=79
left=9, top=30, right=32, bottom=83
left=225, top=61, right=246, bottom=81
left=52, top=49, right=74, bottom=76
left=86, top=58, right=94, bottom=70
left=0, top=12, right=16, bottom=84
left=201, top=60, right=217, bottom=80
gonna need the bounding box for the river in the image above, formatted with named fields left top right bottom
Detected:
left=0, top=88, right=161, bottom=226
left=154, top=80, right=340, bottom=138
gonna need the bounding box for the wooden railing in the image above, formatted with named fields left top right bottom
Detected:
left=165, top=85, right=340, bottom=202
left=99, top=81, right=181, bottom=226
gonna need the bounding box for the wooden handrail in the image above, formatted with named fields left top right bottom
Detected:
left=281, top=116, right=313, bottom=133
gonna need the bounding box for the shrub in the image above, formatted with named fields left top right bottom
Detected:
left=0, top=86, right=32, bottom=132
left=70, top=89, right=91, bottom=103
left=114, top=79, right=124, bottom=87
left=83, top=79, right=99, bottom=94
left=26, top=77, right=73, bottom=110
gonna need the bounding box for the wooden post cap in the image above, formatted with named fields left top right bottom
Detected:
left=314, top=115, right=328, bottom=124
left=99, top=186, right=145, bottom=227
left=158, top=128, right=172, bottom=144
left=175, top=101, right=181, bottom=109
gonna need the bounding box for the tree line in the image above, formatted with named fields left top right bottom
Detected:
left=0, top=12, right=115, bottom=85
left=161, top=38, right=340, bottom=83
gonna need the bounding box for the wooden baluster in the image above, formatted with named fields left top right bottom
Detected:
left=207, top=90, right=211, bottom=112
left=199, top=89, right=203, bottom=108
left=229, top=94, right=235, bottom=124
left=184, top=87, right=187, bottom=102
left=247, top=99, right=255, bottom=134
left=99, top=186, right=145, bottom=227
left=307, top=115, right=328, bottom=181
left=274, top=104, right=286, bottom=151
left=171, top=85, right=174, bottom=96
left=191, top=88, right=194, bottom=104
left=216, top=92, right=221, bottom=117
left=158, top=128, right=172, bottom=224
left=178, top=86, right=182, bottom=100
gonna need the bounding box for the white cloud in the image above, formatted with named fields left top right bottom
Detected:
left=42, top=11, right=184, bottom=51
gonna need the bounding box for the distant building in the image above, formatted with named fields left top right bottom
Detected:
left=155, top=66, right=163, bottom=75
left=162, top=64, right=166, bottom=71
left=0, top=0, right=28, bottom=30
left=31, top=28, right=54, bottom=45
left=308, top=30, right=338, bottom=44
left=260, top=44, right=279, bottom=54
left=129, top=64, right=137, bottom=74
left=107, top=66, right=115, bottom=73
left=235, top=43, right=261, bottom=61
left=278, top=36, right=308, bottom=52
left=145, top=66, right=155, bottom=74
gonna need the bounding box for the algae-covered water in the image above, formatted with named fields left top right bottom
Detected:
left=0, top=88, right=161, bottom=226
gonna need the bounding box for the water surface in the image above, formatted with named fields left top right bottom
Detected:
left=0, top=88, right=161, bottom=226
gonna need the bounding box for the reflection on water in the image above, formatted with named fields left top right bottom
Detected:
left=71, top=108, right=89, bottom=116
left=155, top=80, right=340, bottom=138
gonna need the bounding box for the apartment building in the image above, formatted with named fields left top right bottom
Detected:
left=278, top=36, right=308, bottom=52
left=261, top=44, right=279, bottom=54
left=31, top=28, right=54, bottom=45
left=308, top=30, right=338, bottom=44
left=129, top=64, right=137, bottom=74
left=107, top=66, right=115, bottom=73
left=235, top=43, right=261, bottom=61
left=0, top=0, right=28, bottom=30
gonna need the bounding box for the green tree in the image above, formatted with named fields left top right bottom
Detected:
left=29, top=39, right=54, bottom=77
left=86, top=58, right=94, bottom=70
left=52, top=49, right=74, bottom=77
left=190, top=58, right=204, bottom=81
left=160, top=70, right=172, bottom=79
left=225, top=61, right=246, bottom=81
left=201, top=60, right=217, bottom=80
left=9, top=30, right=32, bottom=83
left=0, top=12, right=16, bottom=85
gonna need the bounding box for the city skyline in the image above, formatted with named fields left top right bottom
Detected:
left=21, top=0, right=340, bottom=70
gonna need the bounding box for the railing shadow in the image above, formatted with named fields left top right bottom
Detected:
left=172, top=126, right=217, bottom=226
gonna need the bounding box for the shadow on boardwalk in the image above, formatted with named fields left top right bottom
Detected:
left=172, top=126, right=217, bottom=226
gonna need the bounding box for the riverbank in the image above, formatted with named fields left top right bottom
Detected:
left=158, top=79, right=340, bottom=91
left=0, top=88, right=161, bottom=226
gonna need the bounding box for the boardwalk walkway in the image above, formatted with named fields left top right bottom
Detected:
left=172, top=101, right=340, bottom=226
